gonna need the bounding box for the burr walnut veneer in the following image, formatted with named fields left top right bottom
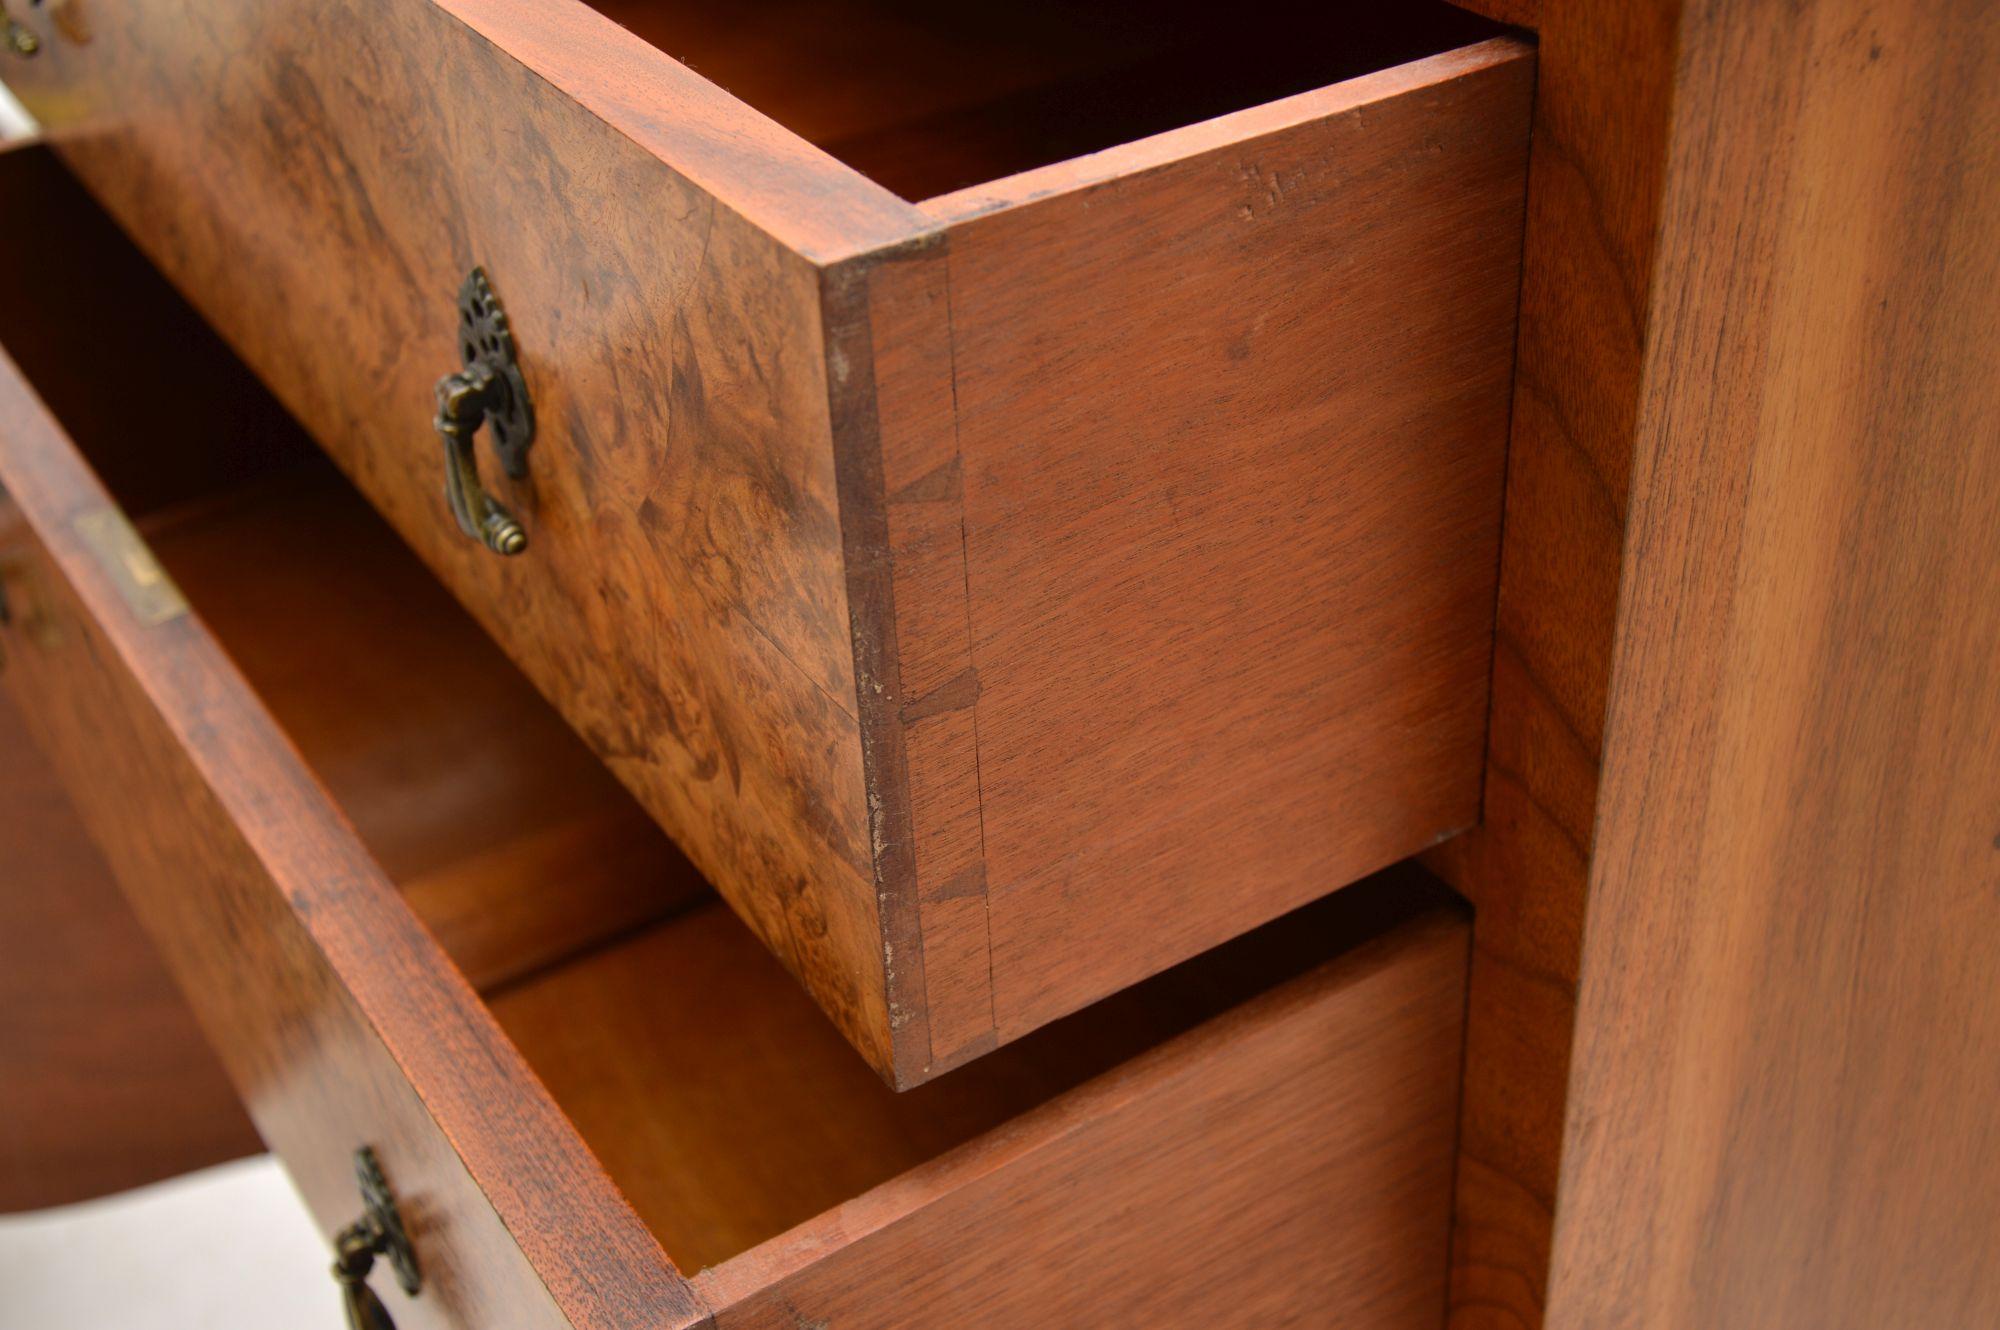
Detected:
left=0, top=0, right=1532, bottom=1085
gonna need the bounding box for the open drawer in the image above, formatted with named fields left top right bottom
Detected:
left=0, top=147, right=1471, bottom=1328
left=2, top=1, right=1531, bottom=1085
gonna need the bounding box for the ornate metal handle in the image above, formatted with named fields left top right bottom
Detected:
left=434, top=267, right=534, bottom=556
left=332, top=1147, right=421, bottom=1330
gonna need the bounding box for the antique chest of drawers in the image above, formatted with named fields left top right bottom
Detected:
left=12, top=1, right=1997, bottom=1327
left=0, top=1, right=1531, bottom=1325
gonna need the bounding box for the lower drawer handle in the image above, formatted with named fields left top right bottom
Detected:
left=433, top=266, right=535, bottom=557
left=332, top=1147, right=422, bottom=1330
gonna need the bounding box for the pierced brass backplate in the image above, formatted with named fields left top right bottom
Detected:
left=332, top=1146, right=421, bottom=1330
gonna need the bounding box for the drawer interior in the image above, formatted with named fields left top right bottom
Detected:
left=4, top=151, right=1467, bottom=1278
left=585, top=0, right=1508, bottom=200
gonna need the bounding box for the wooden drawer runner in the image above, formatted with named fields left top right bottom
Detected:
left=0, top=0, right=1529, bottom=1084
left=0, top=166, right=1471, bottom=1321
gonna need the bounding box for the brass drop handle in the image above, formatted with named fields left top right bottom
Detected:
left=332, top=1148, right=422, bottom=1330
left=434, top=266, right=534, bottom=556
left=335, top=1227, right=399, bottom=1330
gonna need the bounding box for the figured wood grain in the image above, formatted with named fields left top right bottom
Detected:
left=0, top=689, right=261, bottom=1213
left=0, top=351, right=701, bottom=1328
left=1545, top=0, right=2000, bottom=1324
left=696, top=907, right=1470, bottom=1327
left=907, top=41, right=1530, bottom=1050
left=5, top=0, right=900, bottom=1070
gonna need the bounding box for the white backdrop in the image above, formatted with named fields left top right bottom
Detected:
left=0, top=1157, right=343, bottom=1329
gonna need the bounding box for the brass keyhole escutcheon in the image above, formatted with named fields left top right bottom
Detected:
left=434, top=266, right=534, bottom=556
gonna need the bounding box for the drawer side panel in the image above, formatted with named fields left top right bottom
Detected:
left=930, top=42, right=1533, bottom=1043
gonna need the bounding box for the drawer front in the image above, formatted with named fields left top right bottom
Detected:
left=0, top=348, right=698, bottom=1330
left=1, top=0, right=916, bottom=1069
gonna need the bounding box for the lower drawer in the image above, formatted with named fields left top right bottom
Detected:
left=0, top=149, right=1471, bottom=1328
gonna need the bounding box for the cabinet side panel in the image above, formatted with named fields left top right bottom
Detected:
left=1549, top=0, right=2000, bottom=1325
